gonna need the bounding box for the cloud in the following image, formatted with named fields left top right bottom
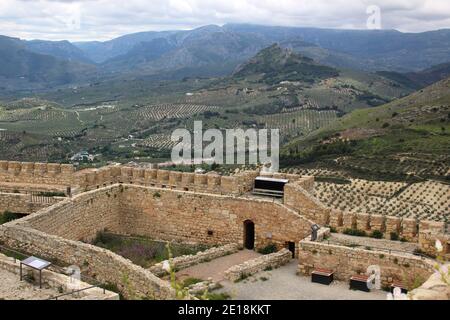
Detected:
left=0, top=0, right=449, bottom=41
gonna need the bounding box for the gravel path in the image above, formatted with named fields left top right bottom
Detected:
left=176, top=250, right=261, bottom=282
left=217, top=260, right=387, bottom=300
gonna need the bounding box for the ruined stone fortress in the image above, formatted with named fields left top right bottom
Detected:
left=0, top=160, right=448, bottom=300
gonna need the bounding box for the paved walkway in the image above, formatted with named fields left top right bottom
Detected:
left=217, top=260, right=387, bottom=300
left=176, top=250, right=261, bottom=282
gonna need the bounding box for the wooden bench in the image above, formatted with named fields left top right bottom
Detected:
left=349, top=274, right=370, bottom=292
left=390, top=281, right=408, bottom=294
left=311, top=268, right=334, bottom=285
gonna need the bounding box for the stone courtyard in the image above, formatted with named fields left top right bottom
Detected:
left=218, top=261, right=386, bottom=300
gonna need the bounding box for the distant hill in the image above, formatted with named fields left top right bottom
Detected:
left=74, top=24, right=450, bottom=76
left=224, top=24, right=450, bottom=72
left=100, top=26, right=268, bottom=77
left=285, top=77, right=450, bottom=159
left=1, top=24, right=450, bottom=94
left=25, top=40, right=93, bottom=64
left=0, top=35, right=95, bottom=89
left=377, top=62, right=450, bottom=90
left=74, top=30, right=180, bottom=63
left=233, top=44, right=339, bottom=84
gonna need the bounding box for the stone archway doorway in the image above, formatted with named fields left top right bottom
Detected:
left=243, top=220, right=255, bottom=250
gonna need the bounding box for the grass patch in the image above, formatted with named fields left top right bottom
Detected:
left=343, top=228, right=367, bottom=237
left=234, top=273, right=250, bottom=283
left=203, top=292, right=231, bottom=300
left=370, top=230, right=384, bottom=239
left=0, top=211, right=23, bottom=225
left=92, top=231, right=210, bottom=268
left=182, top=278, right=203, bottom=288
left=257, top=243, right=277, bottom=255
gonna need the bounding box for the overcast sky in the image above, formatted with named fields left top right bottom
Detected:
left=1, top=0, right=449, bottom=42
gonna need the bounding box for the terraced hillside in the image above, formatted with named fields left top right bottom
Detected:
left=313, top=179, right=449, bottom=223
left=284, top=77, right=450, bottom=180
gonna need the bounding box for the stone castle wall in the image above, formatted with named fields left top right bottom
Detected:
left=1, top=160, right=445, bottom=257
left=0, top=224, right=175, bottom=300
left=2, top=182, right=314, bottom=258
left=285, top=179, right=448, bottom=256
left=119, top=185, right=314, bottom=251
left=0, top=161, right=76, bottom=185
left=298, top=234, right=435, bottom=289
left=0, top=183, right=314, bottom=299
left=77, top=166, right=262, bottom=195
left=17, top=187, right=123, bottom=242
left=284, top=179, right=331, bottom=225
left=0, top=193, right=62, bottom=214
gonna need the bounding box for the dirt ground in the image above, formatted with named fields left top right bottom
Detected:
left=175, top=249, right=261, bottom=282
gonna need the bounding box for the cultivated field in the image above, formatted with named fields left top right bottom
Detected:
left=313, top=179, right=450, bottom=222
left=129, top=104, right=220, bottom=121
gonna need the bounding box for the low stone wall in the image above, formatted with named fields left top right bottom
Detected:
left=224, top=249, right=292, bottom=282
left=150, top=243, right=240, bottom=277
left=0, top=224, right=176, bottom=300
left=0, top=253, right=119, bottom=300
left=298, top=237, right=435, bottom=289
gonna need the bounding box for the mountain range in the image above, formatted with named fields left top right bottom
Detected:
left=1, top=24, right=450, bottom=93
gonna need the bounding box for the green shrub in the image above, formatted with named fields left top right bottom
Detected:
left=370, top=230, right=384, bottom=239
left=235, top=273, right=250, bottom=283
left=0, top=211, right=21, bottom=225
left=257, top=243, right=277, bottom=255
left=327, top=226, right=337, bottom=233
left=182, top=278, right=203, bottom=288
left=204, top=292, right=231, bottom=300
left=390, top=232, right=399, bottom=241
left=343, top=228, right=367, bottom=237
left=37, top=191, right=66, bottom=197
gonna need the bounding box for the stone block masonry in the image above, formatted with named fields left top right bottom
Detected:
left=298, top=234, right=435, bottom=289
left=0, top=224, right=176, bottom=300
left=119, top=185, right=313, bottom=251
left=0, top=160, right=447, bottom=300
left=17, top=187, right=123, bottom=242
left=224, top=249, right=292, bottom=282
left=0, top=161, right=76, bottom=185
left=0, top=192, right=61, bottom=214
left=0, top=183, right=313, bottom=299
